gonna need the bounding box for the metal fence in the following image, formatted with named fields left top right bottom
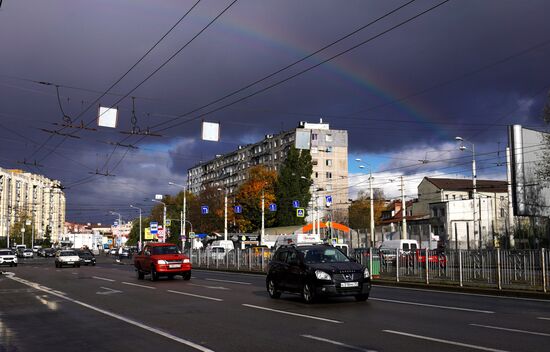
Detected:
left=185, top=247, right=549, bottom=293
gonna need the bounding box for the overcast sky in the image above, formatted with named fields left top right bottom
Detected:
left=1, top=0, right=549, bottom=223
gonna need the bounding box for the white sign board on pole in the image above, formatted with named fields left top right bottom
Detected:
left=155, top=194, right=163, bottom=200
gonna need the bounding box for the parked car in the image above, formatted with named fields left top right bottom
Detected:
left=55, top=250, right=80, bottom=268
left=266, top=244, right=371, bottom=303
left=0, top=249, right=18, bottom=267
left=32, top=245, right=42, bottom=253
left=77, top=250, right=96, bottom=266
left=415, top=249, right=447, bottom=267
left=44, top=248, right=56, bottom=257
left=134, top=242, right=191, bottom=281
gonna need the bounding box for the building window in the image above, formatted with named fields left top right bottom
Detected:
left=315, top=172, right=318, bottom=179
left=312, top=159, right=318, bottom=166
left=445, top=195, right=449, bottom=200
left=311, top=147, right=318, bottom=154
left=500, top=208, right=505, bottom=218
left=312, top=133, right=318, bottom=141
left=326, top=134, right=332, bottom=142
left=326, top=172, right=332, bottom=179
left=453, top=195, right=456, bottom=200
left=326, top=159, right=332, bottom=167
left=326, top=146, right=333, bottom=153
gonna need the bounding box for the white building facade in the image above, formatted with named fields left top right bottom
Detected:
left=0, top=168, right=66, bottom=244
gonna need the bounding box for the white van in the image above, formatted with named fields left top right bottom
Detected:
left=379, top=239, right=419, bottom=252
left=274, top=233, right=322, bottom=249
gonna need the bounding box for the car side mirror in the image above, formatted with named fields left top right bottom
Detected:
left=144, top=250, right=151, bottom=256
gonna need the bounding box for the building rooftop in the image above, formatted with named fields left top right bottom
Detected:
left=425, top=177, right=508, bottom=193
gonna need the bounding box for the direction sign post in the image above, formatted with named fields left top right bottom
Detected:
left=325, top=195, right=333, bottom=207
left=269, top=203, right=277, bottom=212
left=150, top=222, right=158, bottom=235
left=292, top=200, right=300, bottom=208
left=234, top=205, right=242, bottom=214
left=296, top=208, right=305, bottom=217
left=201, top=205, right=209, bottom=215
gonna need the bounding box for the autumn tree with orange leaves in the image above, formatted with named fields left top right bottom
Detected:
left=234, top=166, right=277, bottom=233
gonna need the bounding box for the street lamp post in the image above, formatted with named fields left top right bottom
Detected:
left=130, top=205, right=142, bottom=251
left=356, top=159, right=375, bottom=248
left=301, top=176, right=318, bottom=235
left=456, top=136, right=480, bottom=248
left=151, top=200, right=166, bottom=243
left=169, top=181, right=187, bottom=250
left=215, top=186, right=229, bottom=242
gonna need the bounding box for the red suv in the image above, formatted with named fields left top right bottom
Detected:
left=134, top=243, right=191, bottom=281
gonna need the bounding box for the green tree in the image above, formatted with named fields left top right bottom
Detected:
left=538, top=90, right=550, bottom=181
left=275, top=146, right=313, bottom=226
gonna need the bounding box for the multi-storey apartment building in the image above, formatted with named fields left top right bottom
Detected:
left=0, top=168, right=66, bottom=244
left=187, top=120, right=349, bottom=222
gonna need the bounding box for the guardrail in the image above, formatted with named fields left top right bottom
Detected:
left=185, top=247, right=549, bottom=293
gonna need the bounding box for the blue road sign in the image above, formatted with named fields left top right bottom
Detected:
left=296, top=208, right=305, bottom=217
left=325, top=195, right=333, bottom=206
left=269, top=203, right=277, bottom=212
left=234, top=205, right=242, bottom=214
left=114, top=221, right=118, bottom=226
left=292, top=200, right=300, bottom=208
left=201, top=205, right=209, bottom=215
left=150, top=222, right=158, bottom=235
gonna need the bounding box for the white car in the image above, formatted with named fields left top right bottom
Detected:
left=22, top=249, right=34, bottom=258
left=55, top=250, right=80, bottom=268
left=0, top=249, right=18, bottom=267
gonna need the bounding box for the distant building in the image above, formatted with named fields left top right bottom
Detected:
left=187, top=120, right=349, bottom=223
left=0, top=168, right=66, bottom=244
left=410, top=177, right=510, bottom=249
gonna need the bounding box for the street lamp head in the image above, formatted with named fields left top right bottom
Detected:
left=459, top=145, right=467, bottom=151
left=355, top=158, right=362, bottom=162
left=168, top=182, right=174, bottom=185
left=455, top=136, right=463, bottom=141
left=359, top=165, right=365, bottom=169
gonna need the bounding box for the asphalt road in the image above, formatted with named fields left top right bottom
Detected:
left=1, top=256, right=549, bottom=352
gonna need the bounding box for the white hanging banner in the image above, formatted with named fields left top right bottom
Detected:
left=202, top=121, right=220, bottom=141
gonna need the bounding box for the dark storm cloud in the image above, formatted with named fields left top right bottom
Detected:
left=1, top=0, right=549, bottom=222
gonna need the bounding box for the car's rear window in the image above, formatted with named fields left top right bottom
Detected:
left=151, top=246, right=179, bottom=255
left=0, top=250, right=12, bottom=255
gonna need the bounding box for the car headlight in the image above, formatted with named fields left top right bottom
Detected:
left=315, top=270, right=331, bottom=280
left=157, top=260, right=168, bottom=265
left=364, top=267, right=371, bottom=278
left=182, top=259, right=190, bottom=264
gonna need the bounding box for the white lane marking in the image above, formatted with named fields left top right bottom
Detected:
left=301, top=335, right=377, bottom=352
left=204, top=278, right=251, bottom=285
left=194, top=269, right=264, bottom=278
left=167, top=290, right=223, bottom=302
left=538, top=317, right=550, bottom=321
left=8, top=275, right=215, bottom=352
left=189, top=283, right=229, bottom=290
left=469, top=323, right=550, bottom=337
left=92, top=276, right=115, bottom=282
left=122, top=282, right=155, bottom=290
left=242, top=304, right=342, bottom=324
left=375, top=285, right=550, bottom=303
left=96, top=287, right=123, bottom=295
left=383, top=330, right=510, bottom=352
left=72, top=272, right=78, bottom=275
left=370, top=298, right=494, bottom=314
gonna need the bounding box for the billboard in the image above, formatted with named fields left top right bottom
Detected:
left=509, top=125, right=550, bottom=217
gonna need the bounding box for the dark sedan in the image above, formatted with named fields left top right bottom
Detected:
left=77, top=250, right=96, bottom=266
left=266, top=244, right=371, bottom=303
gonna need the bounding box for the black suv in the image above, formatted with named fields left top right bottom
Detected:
left=266, top=244, right=371, bottom=303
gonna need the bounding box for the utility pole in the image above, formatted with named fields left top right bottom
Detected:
left=261, top=190, right=265, bottom=246
left=401, top=176, right=407, bottom=240
left=169, top=182, right=187, bottom=250
left=369, top=172, right=375, bottom=247
left=130, top=205, right=142, bottom=251
left=505, top=147, right=515, bottom=248
left=224, top=189, right=228, bottom=242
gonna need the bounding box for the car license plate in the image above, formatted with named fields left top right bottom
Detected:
left=341, top=282, right=359, bottom=288
left=67, top=261, right=73, bottom=264
left=169, top=264, right=180, bottom=268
